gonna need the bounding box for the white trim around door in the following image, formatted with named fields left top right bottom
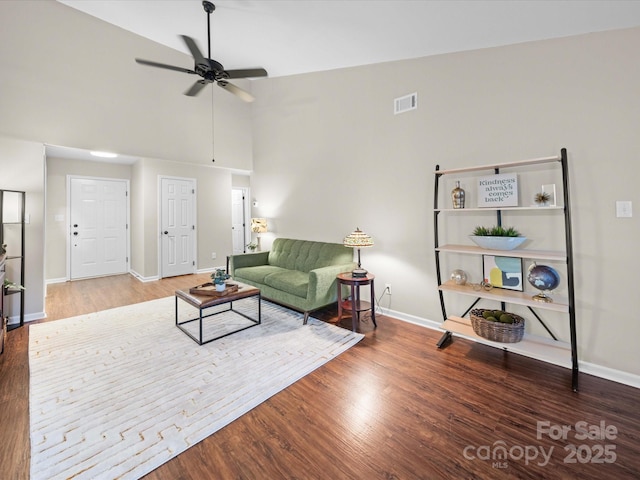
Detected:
left=67, top=175, right=130, bottom=281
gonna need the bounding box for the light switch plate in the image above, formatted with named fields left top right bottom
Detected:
left=616, top=201, right=633, bottom=218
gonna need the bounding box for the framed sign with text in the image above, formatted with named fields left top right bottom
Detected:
left=477, top=173, right=518, bottom=207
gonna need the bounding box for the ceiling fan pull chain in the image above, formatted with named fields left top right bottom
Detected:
left=211, top=87, right=215, bottom=163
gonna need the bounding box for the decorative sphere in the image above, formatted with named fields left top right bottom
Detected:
left=450, top=269, right=467, bottom=285
left=527, top=264, right=560, bottom=291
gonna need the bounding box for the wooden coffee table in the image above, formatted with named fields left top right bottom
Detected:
left=175, top=282, right=261, bottom=345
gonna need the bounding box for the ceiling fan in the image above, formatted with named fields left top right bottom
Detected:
left=135, top=1, right=267, bottom=102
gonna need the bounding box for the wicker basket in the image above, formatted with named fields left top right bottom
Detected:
left=470, top=308, right=525, bottom=343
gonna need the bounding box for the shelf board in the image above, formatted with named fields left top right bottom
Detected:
left=435, top=206, right=564, bottom=213
left=441, top=316, right=571, bottom=366
left=436, top=244, right=566, bottom=261
left=4, top=288, right=24, bottom=296
left=434, top=155, right=561, bottom=175
left=438, top=280, right=569, bottom=312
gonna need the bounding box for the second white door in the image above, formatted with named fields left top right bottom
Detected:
left=160, top=177, right=196, bottom=278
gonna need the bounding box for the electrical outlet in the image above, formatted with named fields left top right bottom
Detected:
left=211, top=252, right=216, bottom=259
left=385, top=283, right=392, bottom=295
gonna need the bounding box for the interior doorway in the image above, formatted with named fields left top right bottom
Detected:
left=159, top=176, right=196, bottom=278
left=231, top=187, right=250, bottom=254
left=68, top=176, right=129, bottom=280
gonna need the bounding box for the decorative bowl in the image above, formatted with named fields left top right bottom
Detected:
left=469, top=235, right=527, bottom=250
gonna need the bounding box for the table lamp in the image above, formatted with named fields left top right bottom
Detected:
left=343, top=227, right=373, bottom=278
left=251, top=218, right=267, bottom=251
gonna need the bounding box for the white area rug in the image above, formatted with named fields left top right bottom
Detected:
left=29, top=296, right=363, bottom=480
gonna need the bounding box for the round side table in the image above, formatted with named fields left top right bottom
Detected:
left=336, top=272, right=377, bottom=332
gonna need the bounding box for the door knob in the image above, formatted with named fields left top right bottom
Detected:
left=163, top=231, right=168, bottom=235
left=73, top=232, right=78, bottom=236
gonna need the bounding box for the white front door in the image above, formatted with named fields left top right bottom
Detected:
left=160, top=177, right=196, bottom=278
left=231, top=188, right=247, bottom=254
left=70, top=177, right=128, bottom=280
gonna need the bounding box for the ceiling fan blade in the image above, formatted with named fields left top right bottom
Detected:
left=185, top=80, right=209, bottom=97
left=217, top=80, right=255, bottom=103
left=135, top=58, right=195, bottom=75
left=180, top=35, right=208, bottom=70
left=224, top=68, right=268, bottom=79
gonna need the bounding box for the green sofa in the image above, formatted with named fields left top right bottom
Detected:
left=228, top=238, right=356, bottom=323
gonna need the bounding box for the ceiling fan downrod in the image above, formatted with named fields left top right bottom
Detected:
left=203, top=1, right=215, bottom=60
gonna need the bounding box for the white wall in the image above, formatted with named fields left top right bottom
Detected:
left=250, top=27, right=640, bottom=379
left=0, top=1, right=253, bottom=314
left=0, top=1, right=253, bottom=170
left=0, top=136, right=45, bottom=322
left=46, top=156, right=233, bottom=281
left=132, top=158, right=233, bottom=279
left=45, top=158, right=133, bottom=281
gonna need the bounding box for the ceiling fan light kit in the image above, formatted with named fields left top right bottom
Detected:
left=135, top=1, right=267, bottom=102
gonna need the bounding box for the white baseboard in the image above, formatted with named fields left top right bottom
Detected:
left=7, top=311, right=46, bottom=324
left=197, top=267, right=221, bottom=275
left=578, top=361, right=640, bottom=389
left=129, top=270, right=159, bottom=283
left=46, top=277, right=68, bottom=285
left=380, top=307, right=640, bottom=390
left=130, top=268, right=222, bottom=282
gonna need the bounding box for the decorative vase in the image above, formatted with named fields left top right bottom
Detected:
left=450, top=269, right=467, bottom=285
left=469, top=235, right=527, bottom=250
left=451, top=181, right=465, bottom=209
left=215, top=282, right=226, bottom=292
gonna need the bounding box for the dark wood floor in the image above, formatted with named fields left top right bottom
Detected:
left=1, top=273, right=639, bottom=479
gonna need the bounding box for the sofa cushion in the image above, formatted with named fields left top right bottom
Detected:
left=268, top=238, right=353, bottom=273
left=263, top=270, right=309, bottom=299
left=234, top=265, right=287, bottom=284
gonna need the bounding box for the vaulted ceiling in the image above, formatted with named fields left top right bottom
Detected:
left=59, top=0, right=640, bottom=78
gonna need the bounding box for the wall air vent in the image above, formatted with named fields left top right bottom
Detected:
left=394, top=92, right=417, bottom=115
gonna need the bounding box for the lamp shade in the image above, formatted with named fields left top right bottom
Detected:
left=343, top=228, right=374, bottom=248
left=251, top=218, right=267, bottom=233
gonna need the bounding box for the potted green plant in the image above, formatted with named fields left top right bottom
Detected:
left=469, top=225, right=527, bottom=250
left=246, top=241, right=258, bottom=252
left=3, top=279, right=24, bottom=293
left=211, top=268, right=230, bottom=292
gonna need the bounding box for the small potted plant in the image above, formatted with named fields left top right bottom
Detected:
left=470, top=225, right=527, bottom=250
left=3, top=279, right=25, bottom=293
left=211, top=268, right=230, bottom=292
left=246, top=241, right=258, bottom=252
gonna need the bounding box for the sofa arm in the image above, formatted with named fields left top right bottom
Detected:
left=228, top=251, right=270, bottom=276
left=307, top=263, right=356, bottom=302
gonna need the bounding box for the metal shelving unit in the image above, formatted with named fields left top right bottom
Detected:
left=433, top=148, right=578, bottom=391
left=0, top=189, right=26, bottom=330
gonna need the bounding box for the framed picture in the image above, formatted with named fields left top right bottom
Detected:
left=477, top=173, right=518, bottom=207
left=541, top=184, right=556, bottom=206
left=482, top=255, right=524, bottom=291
